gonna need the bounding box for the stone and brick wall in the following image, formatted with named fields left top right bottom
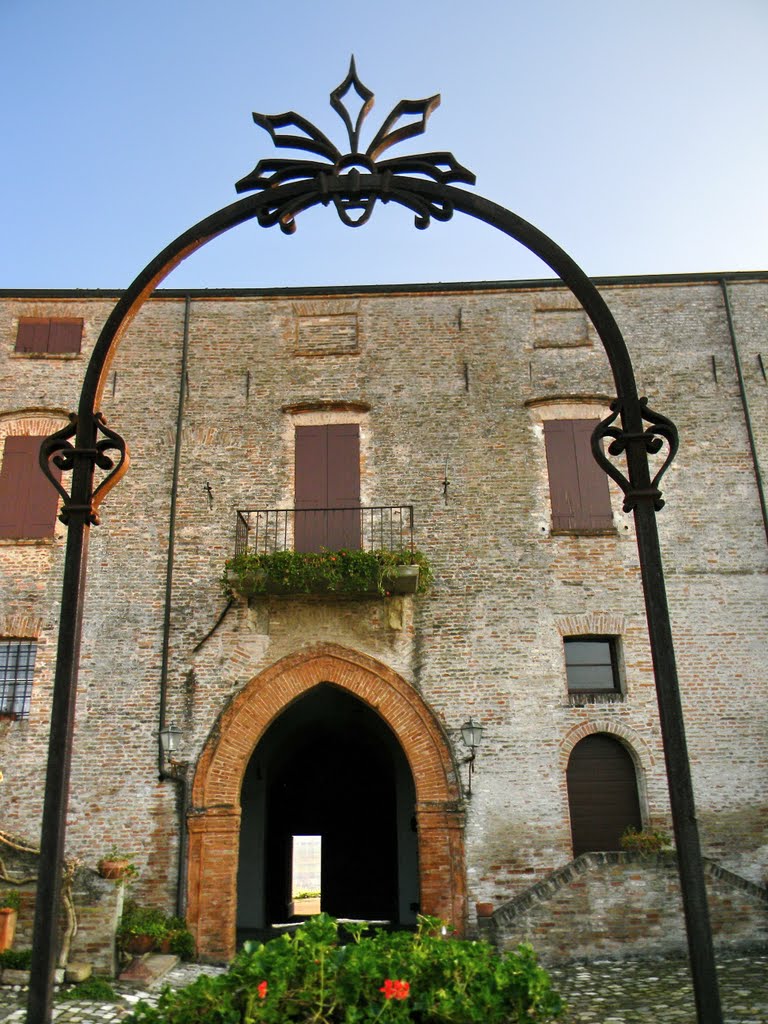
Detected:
left=488, top=851, right=768, bottom=962
left=0, top=274, right=766, bottom=958
left=0, top=843, right=122, bottom=976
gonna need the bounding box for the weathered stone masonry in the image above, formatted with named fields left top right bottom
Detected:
left=0, top=273, right=766, bottom=962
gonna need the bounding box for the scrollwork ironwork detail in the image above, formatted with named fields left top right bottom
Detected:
left=39, top=413, right=130, bottom=526
left=592, top=398, right=679, bottom=512
left=235, top=57, right=475, bottom=233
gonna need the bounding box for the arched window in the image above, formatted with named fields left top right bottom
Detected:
left=566, top=733, right=641, bottom=856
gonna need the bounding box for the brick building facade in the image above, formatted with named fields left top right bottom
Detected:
left=0, top=272, right=766, bottom=961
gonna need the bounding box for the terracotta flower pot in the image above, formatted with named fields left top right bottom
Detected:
left=475, top=901, right=494, bottom=919
left=124, top=934, right=154, bottom=955
left=98, top=858, right=132, bottom=880
left=0, top=908, right=18, bottom=952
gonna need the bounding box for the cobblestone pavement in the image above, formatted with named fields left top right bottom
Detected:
left=548, top=951, right=768, bottom=1023
left=0, top=950, right=766, bottom=1022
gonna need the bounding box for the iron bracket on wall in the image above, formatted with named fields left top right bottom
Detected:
left=39, top=413, right=130, bottom=526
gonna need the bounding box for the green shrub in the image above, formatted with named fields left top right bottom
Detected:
left=118, top=900, right=195, bottom=960
left=620, top=826, right=672, bottom=854
left=0, top=889, right=21, bottom=911
left=167, top=928, right=195, bottom=961
left=59, top=976, right=118, bottom=1002
left=0, top=948, right=32, bottom=969
left=123, top=913, right=564, bottom=1024
left=222, top=548, right=433, bottom=600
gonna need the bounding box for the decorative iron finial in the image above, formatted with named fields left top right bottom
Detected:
left=236, top=58, right=475, bottom=233
left=592, top=399, right=679, bottom=512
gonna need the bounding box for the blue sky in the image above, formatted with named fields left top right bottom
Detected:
left=2, top=0, right=767, bottom=290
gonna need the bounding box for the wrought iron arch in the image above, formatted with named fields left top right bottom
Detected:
left=29, top=62, right=721, bottom=1024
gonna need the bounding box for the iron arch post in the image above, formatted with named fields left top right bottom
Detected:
left=29, top=88, right=722, bottom=1024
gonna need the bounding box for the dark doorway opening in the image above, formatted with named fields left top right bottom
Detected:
left=237, top=684, right=418, bottom=938
left=566, top=733, right=642, bottom=856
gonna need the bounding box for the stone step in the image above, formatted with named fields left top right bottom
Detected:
left=118, top=954, right=179, bottom=989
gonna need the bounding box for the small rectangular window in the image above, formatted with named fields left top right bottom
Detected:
left=565, top=637, right=620, bottom=693
left=15, top=317, right=83, bottom=355
left=0, top=640, right=36, bottom=719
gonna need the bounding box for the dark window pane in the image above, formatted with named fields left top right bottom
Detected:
left=565, top=638, right=618, bottom=691
left=566, top=664, right=616, bottom=690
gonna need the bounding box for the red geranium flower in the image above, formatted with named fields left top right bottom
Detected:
left=380, top=979, right=410, bottom=1000
left=257, top=980, right=268, bottom=999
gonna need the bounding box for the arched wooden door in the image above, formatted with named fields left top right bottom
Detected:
left=566, top=733, right=642, bottom=856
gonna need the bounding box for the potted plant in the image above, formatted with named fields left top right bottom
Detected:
left=97, top=848, right=137, bottom=881
left=620, top=826, right=672, bottom=854
left=0, top=890, right=21, bottom=952
left=117, top=901, right=195, bottom=960
left=118, top=902, right=167, bottom=956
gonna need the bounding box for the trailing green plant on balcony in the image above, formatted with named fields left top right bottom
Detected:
left=222, top=549, right=433, bottom=600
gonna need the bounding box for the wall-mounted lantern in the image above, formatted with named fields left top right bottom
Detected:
left=159, top=723, right=183, bottom=764
left=459, top=717, right=484, bottom=797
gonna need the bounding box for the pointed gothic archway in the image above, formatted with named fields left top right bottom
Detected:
left=187, top=643, right=464, bottom=961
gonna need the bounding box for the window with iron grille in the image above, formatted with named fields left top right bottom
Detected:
left=0, top=640, right=37, bottom=719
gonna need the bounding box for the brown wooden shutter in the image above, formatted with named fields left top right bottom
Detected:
left=295, top=426, right=329, bottom=553
left=566, top=734, right=642, bottom=856
left=0, top=436, right=61, bottom=539
left=544, top=419, right=612, bottom=530
left=572, top=420, right=613, bottom=530
left=15, top=317, right=82, bottom=354
left=294, top=425, right=360, bottom=552
left=15, top=318, right=50, bottom=353
left=48, top=318, right=83, bottom=354
left=325, top=425, right=360, bottom=551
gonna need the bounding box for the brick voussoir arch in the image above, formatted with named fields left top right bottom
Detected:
left=188, top=642, right=466, bottom=960
left=558, top=718, right=656, bottom=771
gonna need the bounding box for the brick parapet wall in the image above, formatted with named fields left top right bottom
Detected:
left=488, top=851, right=768, bottom=961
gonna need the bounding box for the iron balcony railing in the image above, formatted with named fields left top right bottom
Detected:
left=234, top=505, right=415, bottom=558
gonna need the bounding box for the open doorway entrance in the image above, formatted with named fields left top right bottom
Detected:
left=237, top=683, right=418, bottom=937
